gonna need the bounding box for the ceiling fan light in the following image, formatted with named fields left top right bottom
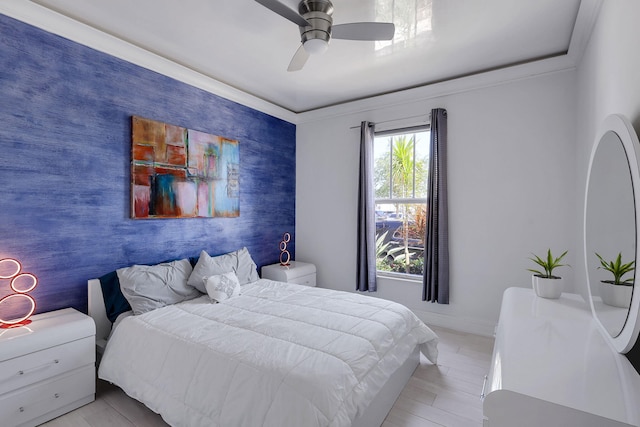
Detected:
left=303, top=38, right=329, bottom=55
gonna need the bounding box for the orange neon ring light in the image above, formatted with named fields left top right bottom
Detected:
left=0, top=258, right=21, bottom=279
left=0, top=258, right=38, bottom=328
left=0, top=294, right=36, bottom=326
left=11, top=273, right=38, bottom=294
left=279, top=232, right=291, bottom=266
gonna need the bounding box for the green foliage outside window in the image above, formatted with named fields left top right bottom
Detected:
left=374, top=130, right=429, bottom=276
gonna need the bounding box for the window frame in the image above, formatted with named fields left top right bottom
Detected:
left=373, top=124, right=430, bottom=280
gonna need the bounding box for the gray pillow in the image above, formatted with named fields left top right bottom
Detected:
left=187, top=250, right=236, bottom=293
left=236, top=247, right=260, bottom=284
left=188, top=248, right=259, bottom=293
left=117, top=259, right=200, bottom=315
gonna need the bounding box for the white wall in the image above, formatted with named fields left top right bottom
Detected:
left=297, top=70, right=577, bottom=336
left=574, top=0, right=640, bottom=300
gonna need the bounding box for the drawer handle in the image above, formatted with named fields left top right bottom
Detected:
left=18, top=359, right=59, bottom=376
left=17, top=392, right=62, bottom=413
left=480, top=374, right=488, bottom=400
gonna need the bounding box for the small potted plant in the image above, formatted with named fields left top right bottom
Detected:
left=528, top=249, right=569, bottom=299
left=595, top=252, right=635, bottom=308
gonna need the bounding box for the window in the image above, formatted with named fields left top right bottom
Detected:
left=374, top=127, right=430, bottom=277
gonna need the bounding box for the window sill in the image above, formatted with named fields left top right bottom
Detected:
left=376, top=271, right=422, bottom=284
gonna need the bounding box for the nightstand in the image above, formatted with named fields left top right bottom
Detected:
left=0, top=308, right=96, bottom=427
left=261, top=261, right=317, bottom=287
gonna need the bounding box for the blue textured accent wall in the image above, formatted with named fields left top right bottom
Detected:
left=0, top=14, right=295, bottom=318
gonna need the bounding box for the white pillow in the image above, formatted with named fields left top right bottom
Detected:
left=188, top=248, right=259, bottom=292
left=188, top=250, right=236, bottom=293
left=117, top=259, right=200, bottom=315
left=205, top=271, right=241, bottom=302
left=236, top=247, right=260, bottom=284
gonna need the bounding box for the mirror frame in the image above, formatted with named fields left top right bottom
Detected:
left=584, top=114, right=640, bottom=353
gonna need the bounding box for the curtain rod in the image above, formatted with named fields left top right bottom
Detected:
left=349, top=113, right=430, bottom=130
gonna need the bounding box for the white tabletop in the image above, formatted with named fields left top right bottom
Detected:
left=486, top=288, right=640, bottom=425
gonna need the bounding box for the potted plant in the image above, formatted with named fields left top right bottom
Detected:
left=595, top=252, right=635, bottom=308
left=528, top=249, right=569, bottom=299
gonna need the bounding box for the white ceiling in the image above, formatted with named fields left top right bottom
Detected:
left=14, top=0, right=594, bottom=114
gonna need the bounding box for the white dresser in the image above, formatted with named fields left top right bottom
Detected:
left=0, top=308, right=96, bottom=427
left=483, top=287, right=640, bottom=427
left=261, top=261, right=317, bottom=287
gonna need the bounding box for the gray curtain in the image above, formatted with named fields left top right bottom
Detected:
left=357, top=121, right=377, bottom=292
left=423, top=108, right=449, bottom=303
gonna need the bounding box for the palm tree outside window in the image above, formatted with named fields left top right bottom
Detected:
left=374, top=127, right=430, bottom=276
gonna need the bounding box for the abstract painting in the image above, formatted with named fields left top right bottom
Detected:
left=131, top=116, right=239, bottom=218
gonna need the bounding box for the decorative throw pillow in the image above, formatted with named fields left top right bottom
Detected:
left=188, top=248, right=259, bottom=292
left=187, top=250, right=236, bottom=293
left=117, top=259, right=200, bottom=315
left=205, top=271, right=241, bottom=302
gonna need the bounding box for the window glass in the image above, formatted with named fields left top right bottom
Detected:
left=374, top=128, right=429, bottom=277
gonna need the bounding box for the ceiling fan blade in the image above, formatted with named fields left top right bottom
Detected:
left=332, top=22, right=395, bottom=41
left=254, top=0, right=310, bottom=27
left=287, top=44, right=310, bottom=72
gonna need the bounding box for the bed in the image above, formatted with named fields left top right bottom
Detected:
left=88, top=250, right=438, bottom=427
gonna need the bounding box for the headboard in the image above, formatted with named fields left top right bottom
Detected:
left=88, top=278, right=111, bottom=353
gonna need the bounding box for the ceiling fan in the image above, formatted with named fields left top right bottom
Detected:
left=255, top=0, right=395, bottom=71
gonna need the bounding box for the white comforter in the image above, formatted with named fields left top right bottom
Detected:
left=99, top=279, right=438, bottom=427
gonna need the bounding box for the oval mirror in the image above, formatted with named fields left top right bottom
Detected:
left=585, top=114, right=640, bottom=353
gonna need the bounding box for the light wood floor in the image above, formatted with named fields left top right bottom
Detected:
left=41, top=326, right=494, bottom=427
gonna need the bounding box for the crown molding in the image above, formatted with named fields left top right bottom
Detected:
left=2, top=0, right=601, bottom=126
left=566, top=0, right=603, bottom=65
left=0, top=0, right=298, bottom=124
left=295, top=0, right=602, bottom=124
left=296, top=55, right=577, bottom=124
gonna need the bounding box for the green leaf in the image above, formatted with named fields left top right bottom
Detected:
left=528, top=249, right=569, bottom=278
left=595, top=252, right=636, bottom=285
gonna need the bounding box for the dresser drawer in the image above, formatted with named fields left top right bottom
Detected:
left=0, top=336, right=94, bottom=395
left=0, top=309, right=95, bottom=362
left=289, top=273, right=316, bottom=287
left=0, top=364, right=95, bottom=427
left=261, top=261, right=316, bottom=285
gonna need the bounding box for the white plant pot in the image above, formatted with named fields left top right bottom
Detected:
left=599, top=281, right=633, bottom=308
left=532, top=275, right=563, bottom=299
